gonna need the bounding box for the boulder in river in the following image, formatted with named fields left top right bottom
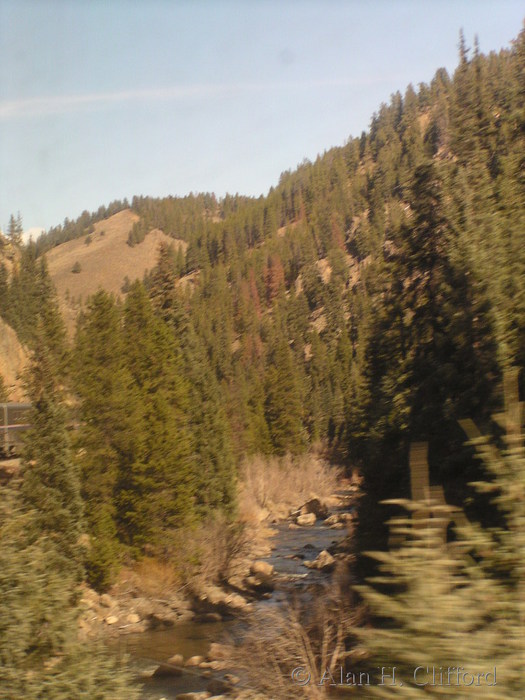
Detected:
left=153, top=657, right=183, bottom=677
left=250, top=560, right=274, bottom=578
left=202, top=586, right=226, bottom=607
left=197, top=586, right=250, bottom=613
left=324, top=512, right=354, bottom=528
left=299, top=498, right=329, bottom=520
left=208, top=642, right=230, bottom=661
left=341, top=512, right=355, bottom=523
left=296, top=513, right=316, bottom=527
left=224, top=592, right=250, bottom=610
left=245, top=574, right=274, bottom=593
left=304, top=549, right=336, bottom=572
left=185, top=655, right=205, bottom=667
left=99, top=593, right=114, bottom=608
left=247, top=561, right=275, bottom=591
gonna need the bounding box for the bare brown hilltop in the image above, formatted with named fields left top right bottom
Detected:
left=45, top=209, right=187, bottom=332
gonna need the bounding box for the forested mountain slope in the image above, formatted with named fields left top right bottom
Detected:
left=1, top=28, right=524, bottom=583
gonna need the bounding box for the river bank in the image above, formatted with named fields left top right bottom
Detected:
left=112, top=478, right=360, bottom=700
left=78, top=479, right=359, bottom=642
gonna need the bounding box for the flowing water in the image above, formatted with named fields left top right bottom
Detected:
left=114, top=510, right=352, bottom=699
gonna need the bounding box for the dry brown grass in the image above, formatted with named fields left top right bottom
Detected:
left=0, top=317, right=28, bottom=401
left=238, top=453, right=342, bottom=524
left=119, top=556, right=182, bottom=598
left=46, top=209, right=186, bottom=333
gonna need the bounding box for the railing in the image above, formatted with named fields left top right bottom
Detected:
left=1, top=403, right=32, bottom=457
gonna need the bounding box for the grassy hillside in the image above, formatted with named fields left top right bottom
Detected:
left=45, top=209, right=186, bottom=331
left=0, top=317, right=28, bottom=401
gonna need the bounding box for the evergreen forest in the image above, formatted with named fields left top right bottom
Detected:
left=0, top=26, right=524, bottom=698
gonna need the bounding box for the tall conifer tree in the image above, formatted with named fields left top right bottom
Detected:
left=120, top=281, right=196, bottom=548
left=21, top=339, right=83, bottom=574
left=73, top=290, right=137, bottom=588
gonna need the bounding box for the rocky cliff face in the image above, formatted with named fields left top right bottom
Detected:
left=0, top=318, right=28, bottom=401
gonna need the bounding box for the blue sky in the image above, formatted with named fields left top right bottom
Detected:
left=0, top=1, right=523, bottom=235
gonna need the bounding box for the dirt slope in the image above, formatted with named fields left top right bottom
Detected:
left=0, top=318, right=28, bottom=401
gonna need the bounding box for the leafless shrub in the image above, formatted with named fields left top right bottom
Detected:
left=155, top=513, right=250, bottom=590
left=182, top=513, right=250, bottom=587
left=238, top=453, right=342, bottom=523
left=116, top=514, right=249, bottom=596
left=230, top=585, right=355, bottom=699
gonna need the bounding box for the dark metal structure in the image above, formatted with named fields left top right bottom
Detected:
left=1, top=403, right=31, bottom=457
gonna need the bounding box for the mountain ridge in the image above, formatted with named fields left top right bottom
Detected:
left=45, top=208, right=186, bottom=332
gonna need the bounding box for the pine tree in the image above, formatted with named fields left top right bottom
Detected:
left=184, top=322, right=237, bottom=514
left=4, top=243, right=67, bottom=361
left=148, top=241, right=185, bottom=327
left=5, top=244, right=39, bottom=343
left=35, top=257, right=68, bottom=373
left=265, top=336, right=306, bottom=455
left=365, top=161, right=497, bottom=474
left=149, top=245, right=237, bottom=515
left=73, top=290, right=137, bottom=589
left=119, top=281, right=196, bottom=548
left=355, top=371, right=525, bottom=697
left=7, top=212, right=23, bottom=246
left=1, top=339, right=139, bottom=698
left=0, top=490, right=140, bottom=699
left=355, top=504, right=507, bottom=697
left=307, top=331, right=332, bottom=442
left=0, top=262, right=8, bottom=320
left=20, top=339, right=83, bottom=574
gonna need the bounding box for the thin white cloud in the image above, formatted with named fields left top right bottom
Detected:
left=0, top=77, right=391, bottom=120
left=0, top=85, right=230, bottom=119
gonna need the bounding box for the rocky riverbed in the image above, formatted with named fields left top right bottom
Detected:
left=102, top=481, right=361, bottom=700
left=78, top=484, right=359, bottom=643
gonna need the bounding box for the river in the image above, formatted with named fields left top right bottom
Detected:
left=112, top=507, right=353, bottom=699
